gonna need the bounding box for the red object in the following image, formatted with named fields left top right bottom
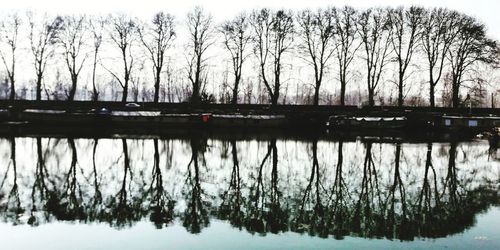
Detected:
left=202, top=114, right=211, bottom=123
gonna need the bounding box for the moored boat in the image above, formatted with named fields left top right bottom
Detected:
left=440, top=115, right=500, bottom=130
left=16, top=109, right=291, bottom=128
left=210, top=114, right=288, bottom=127
left=327, top=115, right=407, bottom=129
left=20, top=109, right=99, bottom=125
left=111, top=111, right=205, bottom=126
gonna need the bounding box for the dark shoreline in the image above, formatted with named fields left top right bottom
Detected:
left=1, top=100, right=499, bottom=114
left=0, top=123, right=487, bottom=144
left=1, top=100, right=499, bottom=136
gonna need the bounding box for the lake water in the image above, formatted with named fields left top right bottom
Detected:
left=0, top=135, right=498, bottom=249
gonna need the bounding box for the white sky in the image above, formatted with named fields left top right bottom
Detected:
left=2, top=0, right=500, bottom=39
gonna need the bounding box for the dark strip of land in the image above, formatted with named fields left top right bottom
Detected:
left=0, top=124, right=485, bottom=144
left=1, top=100, right=499, bottom=133
left=0, top=100, right=499, bottom=115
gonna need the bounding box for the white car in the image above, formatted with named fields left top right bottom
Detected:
left=125, top=103, right=140, bottom=108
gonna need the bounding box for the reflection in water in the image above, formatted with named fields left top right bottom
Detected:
left=110, top=139, right=146, bottom=228
left=0, top=138, right=22, bottom=225
left=216, top=140, right=243, bottom=230
left=352, top=142, right=383, bottom=239
left=89, top=138, right=102, bottom=222
left=0, top=136, right=498, bottom=241
left=292, top=140, right=329, bottom=238
left=147, top=139, right=175, bottom=229
left=182, top=139, right=210, bottom=233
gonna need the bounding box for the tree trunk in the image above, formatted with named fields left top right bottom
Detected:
left=368, top=88, right=375, bottom=107
left=271, top=94, right=278, bottom=106
left=272, top=72, right=280, bottom=106
left=36, top=75, right=42, bottom=101
left=340, top=82, right=346, bottom=106
left=153, top=139, right=159, bottom=170
left=9, top=80, right=15, bottom=100
left=191, top=83, right=200, bottom=103
left=313, top=84, right=320, bottom=106
left=68, top=77, right=77, bottom=101
left=191, top=55, right=202, bottom=104
left=92, top=54, right=98, bottom=102
left=121, top=83, right=128, bottom=103
left=429, top=82, right=435, bottom=108
left=231, top=76, right=239, bottom=105
left=398, top=75, right=404, bottom=107
left=452, top=80, right=460, bottom=108
left=154, top=69, right=161, bottom=103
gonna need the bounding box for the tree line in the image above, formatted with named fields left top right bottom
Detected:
left=0, top=6, right=498, bottom=107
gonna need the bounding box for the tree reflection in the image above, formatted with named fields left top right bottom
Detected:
left=435, top=142, right=471, bottom=237
left=246, top=140, right=272, bottom=234
left=414, top=142, right=498, bottom=238
left=266, top=139, right=288, bottom=234
left=292, top=139, right=328, bottom=237
left=0, top=137, right=497, bottom=240
left=104, top=139, right=144, bottom=228
left=0, top=138, right=23, bottom=225
left=217, top=140, right=244, bottom=229
left=181, top=138, right=209, bottom=233
left=330, top=141, right=350, bottom=238
left=416, top=143, right=441, bottom=237
left=29, top=138, right=52, bottom=226
left=146, top=139, right=174, bottom=229
left=443, top=143, right=460, bottom=206
left=245, top=139, right=288, bottom=234
left=46, top=138, right=85, bottom=221
left=87, top=138, right=103, bottom=221
left=352, top=142, right=383, bottom=238
left=385, top=143, right=412, bottom=240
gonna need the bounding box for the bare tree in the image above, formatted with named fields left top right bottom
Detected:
left=220, top=13, right=251, bottom=105
left=28, top=13, right=63, bottom=101
left=89, top=16, right=106, bottom=101
left=358, top=8, right=392, bottom=106
left=0, top=7, right=494, bottom=106
left=388, top=6, right=424, bottom=107
left=59, top=15, right=87, bottom=101
left=186, top=7, right=214, bottom=103
left=421, top=8, right=458, bottom=107
left=447, top=14, right=498, bottom=108
left=137, top=12, right=175, bottom=103
left=0, top=14, right=21, bottom=100
left=333, top=6, right=361, bottom=106
left=296, top=8, right=335, bottom=106
left=251, top=9, right=294, bottom=106
left=251, top=9, right=273, bottom=105
left=107, top=14, right=136, bottom=103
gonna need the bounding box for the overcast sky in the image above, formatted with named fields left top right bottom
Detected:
left=2, top=0, right=499, bottom=39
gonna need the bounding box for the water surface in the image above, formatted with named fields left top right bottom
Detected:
left=0, top=136, right=498, bottom=249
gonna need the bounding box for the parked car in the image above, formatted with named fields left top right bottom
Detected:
left=125, top=103, right=141, bottom=108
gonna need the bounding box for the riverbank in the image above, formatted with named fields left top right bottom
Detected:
left=0, top=100, right=499, bottom=132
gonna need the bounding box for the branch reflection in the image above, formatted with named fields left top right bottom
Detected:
left=0, top=137, right=496, bottom=241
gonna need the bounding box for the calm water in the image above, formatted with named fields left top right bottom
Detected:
left=0, top=136, right=498, bottom=249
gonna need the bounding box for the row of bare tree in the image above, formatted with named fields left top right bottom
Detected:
left=0, top=6, right=497, bottom=106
